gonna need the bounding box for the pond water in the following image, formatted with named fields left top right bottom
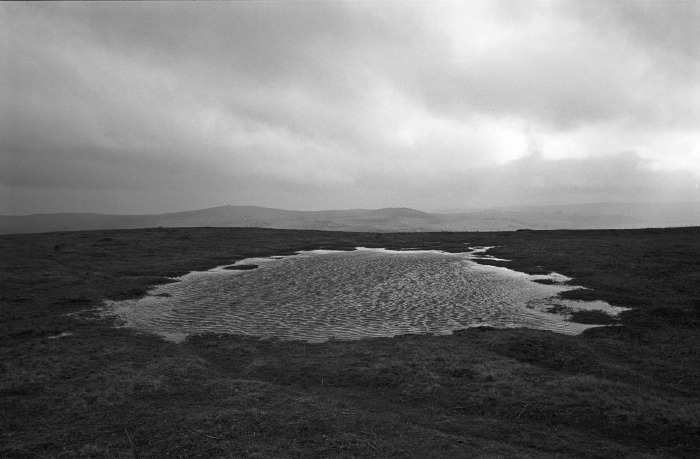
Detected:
left=103, top=247, right=626, bottom=342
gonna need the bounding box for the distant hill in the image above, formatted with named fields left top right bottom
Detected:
left=1, top=202, right=699, bottom=234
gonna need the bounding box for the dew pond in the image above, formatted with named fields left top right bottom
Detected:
left=104, top=247, right=626, bottom=342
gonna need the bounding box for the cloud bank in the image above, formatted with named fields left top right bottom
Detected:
left=1, top=1, right=698, bottom=214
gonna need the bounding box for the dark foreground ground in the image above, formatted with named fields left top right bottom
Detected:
left=1, top=227, right=699, bottom=457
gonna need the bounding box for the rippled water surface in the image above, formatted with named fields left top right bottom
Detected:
left=105, top=248, right=623, bottom=342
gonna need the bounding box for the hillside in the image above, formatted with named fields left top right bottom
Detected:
left=1, top=202, right=699, bottom=234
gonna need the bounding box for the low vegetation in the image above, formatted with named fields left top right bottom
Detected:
left=1, top=227, right=699, bottom=457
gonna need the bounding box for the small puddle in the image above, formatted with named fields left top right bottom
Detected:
left=47, top=332, right=74, bottom=339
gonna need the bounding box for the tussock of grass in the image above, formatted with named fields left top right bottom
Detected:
left=223, top=264, right=259, bottom=270
left=570, top=309, right=618, bottom=324
left=531, top=278, right=559, bottom=285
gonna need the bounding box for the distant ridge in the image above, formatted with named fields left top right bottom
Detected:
left=1, top=202, right=698, bottom=235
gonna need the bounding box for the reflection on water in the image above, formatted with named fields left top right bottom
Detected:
left=104, top=247, right=623, bottom=342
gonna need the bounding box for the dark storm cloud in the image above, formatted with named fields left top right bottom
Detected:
left=350, top=151, right=699, bottom=210
left=571, top=0, right=700, bottom=59
left=0, top=1, right=698, bottom=214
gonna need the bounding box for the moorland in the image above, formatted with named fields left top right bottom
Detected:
left=1, top=226, right=699, bottom=457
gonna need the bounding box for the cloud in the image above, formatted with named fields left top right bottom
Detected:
left=570, top=0, right=700, bottom=60
left=0, top=1, right=698, bottom=214
left=404, top=1, right=698, bottom=131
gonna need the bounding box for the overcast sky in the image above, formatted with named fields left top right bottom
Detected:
left=1, top=1, right=699, bottom=214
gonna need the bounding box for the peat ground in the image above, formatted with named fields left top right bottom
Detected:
left=1, top=227, right=699, bottom=457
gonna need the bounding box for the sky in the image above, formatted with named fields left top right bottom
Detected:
left=1, top=0, right=699, bottom=214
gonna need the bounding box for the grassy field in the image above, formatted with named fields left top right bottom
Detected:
left=1, top=226, right=699, bottom=457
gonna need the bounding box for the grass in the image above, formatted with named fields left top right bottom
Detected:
left=1, top=226, right=699, bottom=457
